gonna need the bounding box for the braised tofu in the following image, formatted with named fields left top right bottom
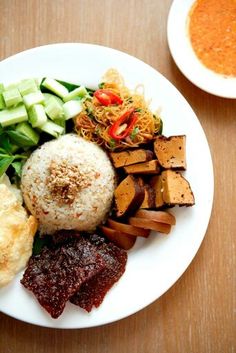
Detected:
left=140, top=184, right=156, bottom=209
left=124, top=160, right=160, bottom=174
left=161, top=170, right=195, bottom=206
left=150, top=175, right=165, bottom=208
left=114, top=175, right=145, bottom=217
left=110, top=149, right=153, bottom=168
left=154, top=135, right=186, bottom=169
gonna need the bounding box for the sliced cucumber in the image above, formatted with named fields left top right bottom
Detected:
left=63, top=100, right=82, bottom=120
left=18, top=78, right=38, bottom=96
left=2, top=88, right=23, bottom=108
left=4, top=83, right=18, bottom=91
left=28, top=104, right=48, bottom=127
left=39, top=120, right=64, bottom=138
left=63, top=86, right=88, bottom=102
left=41, top=78, right=69, bottom=98
left=54, top=117, right=66, bottom=134
left=0, top=94, right=5, bottom=110
left=0, top=104, right=28, bottom=127
left=23, top=91, right=45, bottom=108
left=43, top=93, right=64, bottom=120
left=0, top=84, right=5, bottom=110
left=16, top=122, right=40, bottom=145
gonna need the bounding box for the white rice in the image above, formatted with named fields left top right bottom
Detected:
left=21, top=134, right=116, bottom=235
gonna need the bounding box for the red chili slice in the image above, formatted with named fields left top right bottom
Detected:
left=108, top=108, right=138, bottom=140
left=94, top=89, right=123, bottom=106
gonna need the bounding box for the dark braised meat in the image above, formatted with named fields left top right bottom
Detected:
left=21, top=237, right=105, bottom=319
left=70, top=240, right=127, bottom=312
left=51, top=229, right=81, bottom=245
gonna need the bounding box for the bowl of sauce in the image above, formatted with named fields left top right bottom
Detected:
left=167, top=0, right=236, bottom=98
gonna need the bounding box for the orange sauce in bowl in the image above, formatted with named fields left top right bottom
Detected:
left=188, top=0, right=236, bottom=77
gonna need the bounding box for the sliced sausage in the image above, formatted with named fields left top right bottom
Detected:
left=100, top=226, right=136, bottom=250
left=107, top=218, right=150, bottom=238
left=135, top=210, right=176, bottom=225
left=128, top=217, right=171, bottom=234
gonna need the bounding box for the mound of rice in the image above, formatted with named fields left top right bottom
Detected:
left=21, top=134, right=116, bottom=235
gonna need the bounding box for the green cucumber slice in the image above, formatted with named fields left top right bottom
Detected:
left=0, top=104, right=28, bottom=127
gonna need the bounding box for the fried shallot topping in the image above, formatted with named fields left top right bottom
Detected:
left=47, top=160, right=90, bottom=205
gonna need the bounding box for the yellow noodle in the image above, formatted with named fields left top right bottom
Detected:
left=75, top=69, right=162, bottom=150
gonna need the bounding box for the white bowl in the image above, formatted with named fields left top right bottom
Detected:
left=167, top=0, right=236, bottom=98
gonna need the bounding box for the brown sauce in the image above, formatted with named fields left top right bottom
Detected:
left=188, top=0, right=236, bottom=77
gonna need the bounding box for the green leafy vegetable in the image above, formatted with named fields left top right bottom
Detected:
left=109, top=138, right=116, bottom=149
left=98, top=82, right=105, bottom=89
left=130, top=127, right=139, bottom=140
left=0, top=156, right=14, bottom=176
left=159, top=117, right=163, bottom=135
left=32, top=233, right=50, bottom=255
left=95, top=127, right=101, bottom=136
left=0, top=133, right=12, bottom=153
left=126, top=97, right=133, bottom=103
left=11, top=160, right=23, bottom=177
left=40, top=78, right=95, bottom=96
left=6, top=130, right=37, bottom=147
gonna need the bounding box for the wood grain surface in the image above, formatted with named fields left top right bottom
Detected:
left=0, top=1, right=235, bottom=352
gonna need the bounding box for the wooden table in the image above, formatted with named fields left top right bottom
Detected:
left=0, top=1, right=235, bottom=352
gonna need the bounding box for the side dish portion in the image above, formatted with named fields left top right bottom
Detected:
left=0, top=182, right=37, bottom=287
left=21, top=134, right=116, bottom=235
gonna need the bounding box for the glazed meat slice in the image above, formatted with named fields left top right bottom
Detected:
left=70, top=240, right=127, bottom=312
left=110, top=149, right=153, bottom=168
left=21, top=237, right=105, bottom=319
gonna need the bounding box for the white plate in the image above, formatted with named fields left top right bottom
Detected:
left=0, top=43, right=214, bottom=328
left=167, top=0, right=236, bottom=98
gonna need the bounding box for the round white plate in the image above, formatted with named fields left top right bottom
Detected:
left=0, top=43, right=214, bottom=328
left=167, top=0, right=236, bottom=98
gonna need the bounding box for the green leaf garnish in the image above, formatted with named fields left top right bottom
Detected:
left=11, top=161, right=23, bottom=177
left=109, top=138, right=116, bottom=149
left=33, top=233, right=50, bottom=255
left=0, top=156, right=14, bottom=176
left=130, top=127, right=139, bottom=141
left=98, top=82, right=105, bottom=89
